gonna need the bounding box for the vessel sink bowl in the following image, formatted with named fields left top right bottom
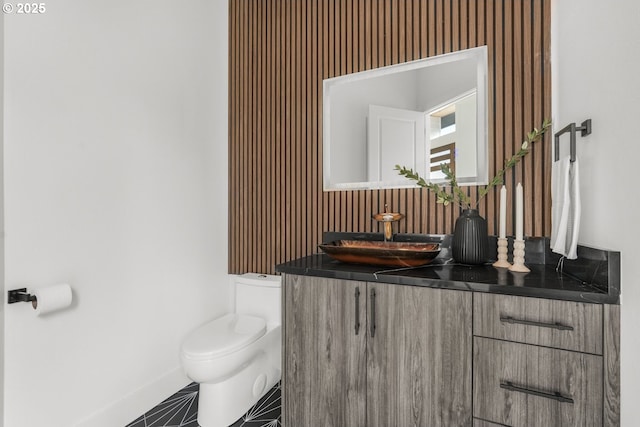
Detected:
left=319, top=240, right=441, bottom=268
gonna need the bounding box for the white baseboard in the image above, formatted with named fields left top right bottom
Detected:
left=74, top=367, right=191, bottom=427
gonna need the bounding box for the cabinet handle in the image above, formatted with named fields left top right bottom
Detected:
left=500, top=381, right=574, bottom=404
left=370, top=288, right=376, bottom=338
left=354, top=287, right=361, bottom=335
left=499, top=316, right=574, bottom=331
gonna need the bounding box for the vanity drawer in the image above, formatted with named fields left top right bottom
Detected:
left=473, top=337, right=602, bottom=427
left=473, top=293, right=602, bottom=354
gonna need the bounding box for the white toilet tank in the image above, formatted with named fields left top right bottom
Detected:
left=234, top=273, right=281, bottom=326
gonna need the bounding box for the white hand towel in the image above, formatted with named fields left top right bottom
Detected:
left=550, top=155, right=581, bottom=259
left=550, top=156, right=569, bottom=252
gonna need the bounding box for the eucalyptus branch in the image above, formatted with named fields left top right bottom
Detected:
left=396, top=118, right=551, bottom=210
left=478, top=118, right=551, bottom=199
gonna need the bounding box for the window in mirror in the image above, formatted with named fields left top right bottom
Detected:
left=323, top=45, right=488, bottom=191
left=432, top=109, right=456, bottom=137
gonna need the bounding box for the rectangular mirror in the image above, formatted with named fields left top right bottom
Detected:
left=323, top=46, right=488, bottom=191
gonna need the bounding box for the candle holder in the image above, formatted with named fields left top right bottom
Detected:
left=492, top=237, right=511, bottom=268
left=509, top=239, right=530, bottom=273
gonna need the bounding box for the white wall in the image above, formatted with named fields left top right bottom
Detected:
left=3, top=1, right=228, bottom=426
left=0, top=10, right=5, bottom=423
left=330, top=71, right=420, bottom=185
left=417, top=57, right=477, bottom=112
left=552, top=0, right=640, bottom=424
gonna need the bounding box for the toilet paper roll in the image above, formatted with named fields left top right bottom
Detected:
left=31, top=283, right=73, bottom=316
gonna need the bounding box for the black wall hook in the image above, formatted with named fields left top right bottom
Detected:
left=7, top=288, right=37, bottom=304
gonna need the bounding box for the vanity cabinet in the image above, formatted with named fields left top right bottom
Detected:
left=282, top=274, right=473, bottom=427
left=282, top=273, right=620, bottom=427
left=472, top=294, right=606, bottom=427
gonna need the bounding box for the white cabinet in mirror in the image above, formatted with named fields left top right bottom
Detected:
left=323, top=45, right=488, bottom=191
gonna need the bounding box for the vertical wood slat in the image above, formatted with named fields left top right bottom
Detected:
left=229, top=0, right=552, bottom=274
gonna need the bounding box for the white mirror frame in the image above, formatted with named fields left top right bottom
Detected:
left=323, top=45, right=488, bottom=191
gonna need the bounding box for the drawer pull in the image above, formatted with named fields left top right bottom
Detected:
left=499, top=316, right=574, bottom=331
left=354, top=287, right=360, bottom=335
left=500, top=381, right=574, bottom=404
left=370, top=288, right=376, bottom=338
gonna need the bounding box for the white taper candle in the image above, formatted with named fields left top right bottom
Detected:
left=499, top=185, right=507, bottom=239
left=515, top=182, right=523, bottom=240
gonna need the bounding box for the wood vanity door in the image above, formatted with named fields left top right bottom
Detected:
left=282, top=275, right=367, bottom=427
left=366, top=283, right=473, bottom=427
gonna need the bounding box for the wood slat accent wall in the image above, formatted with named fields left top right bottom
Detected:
left=229, top=0, right=552, bottom=274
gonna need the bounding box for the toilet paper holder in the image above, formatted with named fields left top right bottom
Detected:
left=7, top=288, right=37, bottom=305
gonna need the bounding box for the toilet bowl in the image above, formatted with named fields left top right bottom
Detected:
left=180, top=273, right=281, bottom=427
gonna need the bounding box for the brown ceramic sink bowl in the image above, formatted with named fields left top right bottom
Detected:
left=319, top=240, right=441, bottom=268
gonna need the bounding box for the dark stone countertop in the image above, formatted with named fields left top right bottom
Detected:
left=275, top=233, right=620, bottom=305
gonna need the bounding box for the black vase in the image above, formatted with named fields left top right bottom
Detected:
left=452, top=209, right=489, bottom=265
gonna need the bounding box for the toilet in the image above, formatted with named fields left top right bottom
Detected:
left=180, top=273, right=281, bottom=427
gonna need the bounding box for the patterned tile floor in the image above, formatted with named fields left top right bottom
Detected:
left=125, top=382, right=281, bottom=427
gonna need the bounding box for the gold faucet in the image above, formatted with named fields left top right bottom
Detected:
left=372, top=204, right=404, bottom=241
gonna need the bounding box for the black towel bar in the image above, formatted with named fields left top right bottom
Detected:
left=554, top=119, right=591, bottom=162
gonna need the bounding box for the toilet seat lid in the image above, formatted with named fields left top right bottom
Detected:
left=182, top=313, right=266, bottom=360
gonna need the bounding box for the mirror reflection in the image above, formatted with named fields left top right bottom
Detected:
left=323, top=46, right=488, bottom=191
